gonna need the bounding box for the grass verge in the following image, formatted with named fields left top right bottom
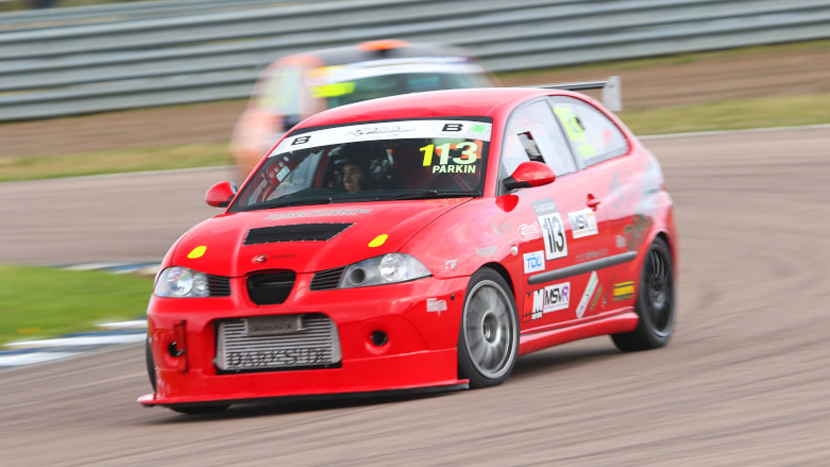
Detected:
left=620, top=93, right=830, bottom=135
left=0, top=264, right=152, bottom=346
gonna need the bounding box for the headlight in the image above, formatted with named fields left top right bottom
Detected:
left=338, top=253, right=430, bottom=288
left=154, top=267, right=209, bottom=298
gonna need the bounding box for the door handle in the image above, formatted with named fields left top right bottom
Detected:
left=587, top=194, right=601, bottom=211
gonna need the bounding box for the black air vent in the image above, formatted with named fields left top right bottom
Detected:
left=310, top=266, right=346, bottom=291
left=207, top=274, right=231, bottom=297
left=247, top=271, right=296, bottom=305
left=244, top=223, right=353, bottom=245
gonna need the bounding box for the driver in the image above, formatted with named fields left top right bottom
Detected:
left=342, top=160, right=364, bottom=192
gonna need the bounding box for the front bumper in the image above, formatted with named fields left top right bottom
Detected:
left=139, top=274, right=469, bottom=407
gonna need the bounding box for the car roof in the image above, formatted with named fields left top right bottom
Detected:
left=297, top=87, right=554, bottom=128
left=298, top=41, right=479, bottom=66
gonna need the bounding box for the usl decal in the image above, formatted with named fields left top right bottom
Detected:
left=569, top=209, right=599, bottom=238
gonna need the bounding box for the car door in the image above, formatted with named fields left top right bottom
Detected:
left=548, top=96, right=641, bottom=312
left=500, top=99, right=607, bottom=332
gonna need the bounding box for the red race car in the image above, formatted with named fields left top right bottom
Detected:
left=140, top=85, right=676, bottom=414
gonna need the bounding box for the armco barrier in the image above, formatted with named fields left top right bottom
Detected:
left=0, top=0, right=828, bottom=122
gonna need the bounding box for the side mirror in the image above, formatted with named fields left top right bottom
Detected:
left=205, top=181, right=238, bottom=208
left=502, top=161, right=556, bottom=190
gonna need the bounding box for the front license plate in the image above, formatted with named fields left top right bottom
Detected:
left=244, top=315, right=303, bottom=336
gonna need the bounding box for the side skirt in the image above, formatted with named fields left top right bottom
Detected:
left=518, top=310, right=638, bottom=357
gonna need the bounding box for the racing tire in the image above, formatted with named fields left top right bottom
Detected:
left=612, top=236, right=675, bottom=351
left=145, top=337, right=156, bottom=392
left=458, top=269, right=520, bottom=388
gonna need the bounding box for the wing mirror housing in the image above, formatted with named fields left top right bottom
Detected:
left=502, top=161, right=556, bottom=190
left=205, top=181, right=238, bottom=208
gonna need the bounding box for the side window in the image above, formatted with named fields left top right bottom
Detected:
left=549, top=97, right=629, bottom=166
left=500, top=100, right=578, bottom=178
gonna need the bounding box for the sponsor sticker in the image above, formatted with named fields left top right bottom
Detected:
left=531, top=198, right=559, bottom=216
left=518, top=221, right=542, bottom=242
left=590, top=285, right=603, bottom=311
left=522, top=282, right=570, bottom=322
left=523, top=250, right=545, bottom=273
left=274, top=119, right=492, bottom=154
left=476, top=246, right=497, bottom=257
left=576, top=271, right=599, bottom=319
left=265, top=209, right=371, bottom=220
left=569, top=208, right=599, bottom=238
left=427, top=298, right=448, bottom=315
left=539, top=212, right=568, bottom=260
left=613, top=281, right=635, bottom=301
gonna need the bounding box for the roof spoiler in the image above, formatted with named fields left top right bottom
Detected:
left=537, top=76, right=622, bottom=112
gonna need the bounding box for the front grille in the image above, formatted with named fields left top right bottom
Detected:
left=310, top=266, right=346, bottom=291
left=247, top=271, right=295, bottom=305
left=215, top=314, right=341, bottom=372
left=207, top=274, right=231, bottom=297
left=244, top=223, right=353, bottom=245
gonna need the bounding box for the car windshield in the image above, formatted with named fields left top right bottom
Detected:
left=229, top=118, right=493, bottom=213
left=322, top=73, right=490, bottom=108
left=308, top=56, right=491, bottom=108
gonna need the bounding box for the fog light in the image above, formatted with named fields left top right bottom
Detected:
left=371, top=330, right=388, bottom=347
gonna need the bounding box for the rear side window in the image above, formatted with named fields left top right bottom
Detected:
left=549, top=97, right=629, bottom=166
left=500, top=100, right=577, bottom=178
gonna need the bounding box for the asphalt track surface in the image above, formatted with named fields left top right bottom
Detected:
left=2, top=127, right=830, bottom=466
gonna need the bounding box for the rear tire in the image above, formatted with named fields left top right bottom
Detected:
left=612, top=236, right=675, bottom=351
left=458, top=269, right=519, bottom=388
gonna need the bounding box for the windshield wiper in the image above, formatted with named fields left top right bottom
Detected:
left=377, top=190, right=481, bottom=201
left=260, top=196, right=336, bottom=209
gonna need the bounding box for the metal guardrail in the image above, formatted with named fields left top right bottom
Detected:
left=0, top=0, right=829, bottom=122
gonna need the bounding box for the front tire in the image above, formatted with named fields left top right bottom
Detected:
left=612, top=236, right=675, bottom=351
left=458, top=269, right=520, bottom=388
left=145, top=337, right=157, bottom=392
left=169, top=404, right=230, bottom=415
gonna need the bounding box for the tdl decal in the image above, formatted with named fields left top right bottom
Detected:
left=523, top=250, right=545, bottom=273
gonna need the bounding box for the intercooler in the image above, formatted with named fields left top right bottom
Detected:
left=215, top=313, right=341, bottom=372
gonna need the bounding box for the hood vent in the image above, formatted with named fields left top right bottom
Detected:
left=244, top=223, right=353, bottom=245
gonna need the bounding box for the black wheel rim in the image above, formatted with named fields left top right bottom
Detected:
left=645, top=246, right=672, bottom=334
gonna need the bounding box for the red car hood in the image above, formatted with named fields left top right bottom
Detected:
left=170, top=198, right=470, bottom=277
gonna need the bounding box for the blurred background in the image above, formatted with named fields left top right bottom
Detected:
left=1, top=0, right=829, bottom=176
